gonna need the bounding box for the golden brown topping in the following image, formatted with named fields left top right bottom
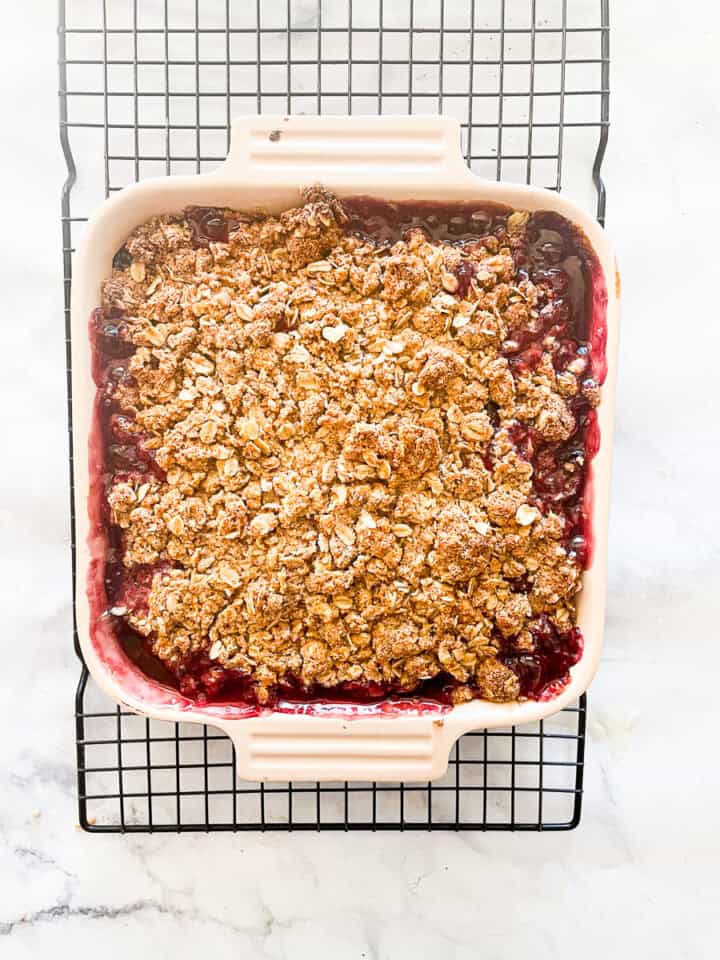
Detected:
left=382, top=255, right=430, bottom=304
left=433, top=504, right=492, bottom=582
left=416, top=346, right=465, bottom=394
left=100, top=191, right=592, bottom=702
left=535, top=393, right=576, bottom=442
left=475, top=658, right=521, bottom=702
left=485, top=488, right=526, bottom=525
left=495, top=594, right=532, bottom=638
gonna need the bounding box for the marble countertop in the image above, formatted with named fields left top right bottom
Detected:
left=1, top=1, right=717, bottom=957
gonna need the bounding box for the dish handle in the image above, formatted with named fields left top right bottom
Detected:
left=216, top=114, right=476, bottom=187
left=220, top=713, right=460, bottom=783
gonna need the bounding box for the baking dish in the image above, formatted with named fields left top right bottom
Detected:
left=72, top=115, right=618, bottom=782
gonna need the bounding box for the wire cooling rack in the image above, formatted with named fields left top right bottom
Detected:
left=59, top=0, right=608, bottom=832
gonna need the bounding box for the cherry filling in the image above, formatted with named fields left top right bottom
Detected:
left=454, top=259, right=477, bottom=298
left=94, top=306, right=134, bottom=360
left=500, top=619, right=584, bottom=701
left=171, top=664, right=465, bottom=708
left=90, top=302, right=169, bottom=670
left=186, top=206, right=230, bottom=246
left=92, top=201, right=605, bottom=706
left=345, top=198, right=513, bottom=249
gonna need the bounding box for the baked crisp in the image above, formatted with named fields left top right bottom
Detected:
left=93, top=188, right=603, bottom=705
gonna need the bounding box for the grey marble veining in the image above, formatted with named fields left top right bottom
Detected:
left=1, top=0, right=718, bottom=957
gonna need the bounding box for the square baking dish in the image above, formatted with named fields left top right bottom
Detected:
left=71, top=115, right=618, bottom=782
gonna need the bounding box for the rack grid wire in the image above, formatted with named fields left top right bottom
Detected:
left=59, top=0, right=608, bottom=833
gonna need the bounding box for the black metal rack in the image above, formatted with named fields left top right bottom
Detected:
left=59, top=0, right=608, bottom=833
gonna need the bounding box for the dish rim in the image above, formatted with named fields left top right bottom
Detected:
left=71, top=115, right=619, bottom=782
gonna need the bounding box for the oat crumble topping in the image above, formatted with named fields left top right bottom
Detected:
left=94, top=187, right=602, bottom=706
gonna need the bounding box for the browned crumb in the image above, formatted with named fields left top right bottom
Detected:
left=101, top=187, right=585, bottom=703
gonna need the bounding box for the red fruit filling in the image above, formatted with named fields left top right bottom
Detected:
left=91, top=200, right=606, bottom=707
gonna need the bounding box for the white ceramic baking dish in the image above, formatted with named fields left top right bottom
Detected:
left=72, top=115, right=618, bottom=782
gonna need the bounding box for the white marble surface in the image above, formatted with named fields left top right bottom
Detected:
left=1, top=1, right=719, bottom=956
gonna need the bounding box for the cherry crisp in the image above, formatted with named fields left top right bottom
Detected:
left=92, top=187, right=603, bottom=707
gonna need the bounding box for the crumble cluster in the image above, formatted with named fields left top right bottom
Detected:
left=101, top=187, right=587, bottom=704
